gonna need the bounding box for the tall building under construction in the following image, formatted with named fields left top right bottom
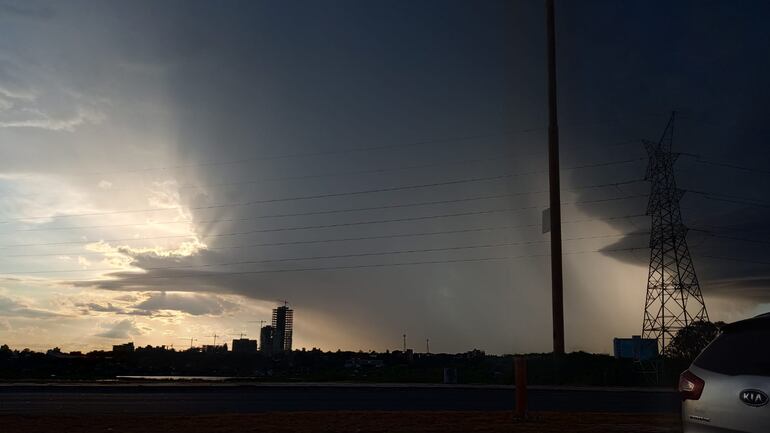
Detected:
left=272, top=304, right=293, bottom=353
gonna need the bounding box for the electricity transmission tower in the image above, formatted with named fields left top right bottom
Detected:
left=642, top=112, right=709, bottom=353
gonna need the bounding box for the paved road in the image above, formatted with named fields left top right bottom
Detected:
left=0, top=384, right=680, bottom=414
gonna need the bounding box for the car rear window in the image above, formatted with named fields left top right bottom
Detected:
left=694, top=326, right=770, bottom=376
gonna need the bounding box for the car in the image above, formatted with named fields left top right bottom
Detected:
left=680, top=313, right=770, bottom=432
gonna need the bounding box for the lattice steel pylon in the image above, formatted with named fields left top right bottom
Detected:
left=642, top=112, right=709, bottom=353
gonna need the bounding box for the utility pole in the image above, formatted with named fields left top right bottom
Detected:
left=546, top=0, right=565, bottom=355
left=426, top=338, right=430, bottom=354
left=402, top=334, right=407, bottom=352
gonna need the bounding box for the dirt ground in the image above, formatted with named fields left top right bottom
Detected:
left=0, top=411, right=681, bottom=433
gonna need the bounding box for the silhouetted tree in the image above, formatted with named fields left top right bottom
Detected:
left=664, top=320, right=725, bottom=362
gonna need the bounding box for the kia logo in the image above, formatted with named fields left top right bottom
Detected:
left=739, top=389, right=768, bottom=407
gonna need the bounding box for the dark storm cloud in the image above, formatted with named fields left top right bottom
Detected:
left=708, top=277, right=770, bottom=301
left=76, top=292, right=237, bottom=317
left=0, top=0, right=54, bottom=19
left=6, top=0, right=770, bottom=352
left=131, top=292, right=238, bottom=316
left=554, top=0, right=770, bottom=302
left=63, top=0, right=770, bottom=351
left=45, top=0, right=561, bottom=352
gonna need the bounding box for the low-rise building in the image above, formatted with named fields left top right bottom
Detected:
left=231, top=338, right=258, bottom=354
left=112, top=342, right=135, bottom=353
left=613, top=335, right=658, bottom=361
left=202, top=344, right=228, bottom=353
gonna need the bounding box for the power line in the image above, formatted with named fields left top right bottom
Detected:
left=108, top=140, right=640, bottom=194
left=24, top=119, right=646, bottom=180
left=172, top=153, right=518, bottom=191
left=697, top=255, right=770, bottom=267
left=42, top=131, right=536, bottom=178
left=692, top=222, right=770, bottom=234
left=182, top=141, right=640, bottom=190
left=696, top=232, right=770, bottom=246
left=9, top=174, right=648, bottom=235
left=687, top=189, right=770, bottom=209
left=1, top=158, right=646, bottom=224
left=675, top=115, right=770, bottom=137
left=36, top=254, right=529, bottom=278
left=683, top=154, right=770, bottom=177
left=0, top=196, right=648, bottom=249
left=4, top=236, right=650, bottom=276
left=5, top=204, right=649, bottom=258
left=0, top=225, right=532, bottom=258
left=0, top=171, right=521, bottom=223
left=66, top=245, right=650, bottom=281
left=143, top=148, right=641, bottom=194
left=9, top=193, right=523, bottom=233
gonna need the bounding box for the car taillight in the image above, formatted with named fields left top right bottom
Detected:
left=679, top=370, right=705, bottom=401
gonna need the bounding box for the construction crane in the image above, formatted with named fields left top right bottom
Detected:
left=248, top=320, right=267, bottom=341
left=178, top=337, right=197, bottom=349
left=248, top=320, right=267, bottom=328
left=206, top=333, right=220, bottom=346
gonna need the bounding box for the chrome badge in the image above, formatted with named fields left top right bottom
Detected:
left=739, top=389, right=769, bottom=407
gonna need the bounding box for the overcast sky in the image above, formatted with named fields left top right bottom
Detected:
left=0, top=0, right=768, bottom=354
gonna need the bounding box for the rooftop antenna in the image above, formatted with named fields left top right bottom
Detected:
left=278, top=299, right=290, bottom=307
left=402, top=333, right=407, bottom=352
left=426, top=338, right=430, bottom=354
